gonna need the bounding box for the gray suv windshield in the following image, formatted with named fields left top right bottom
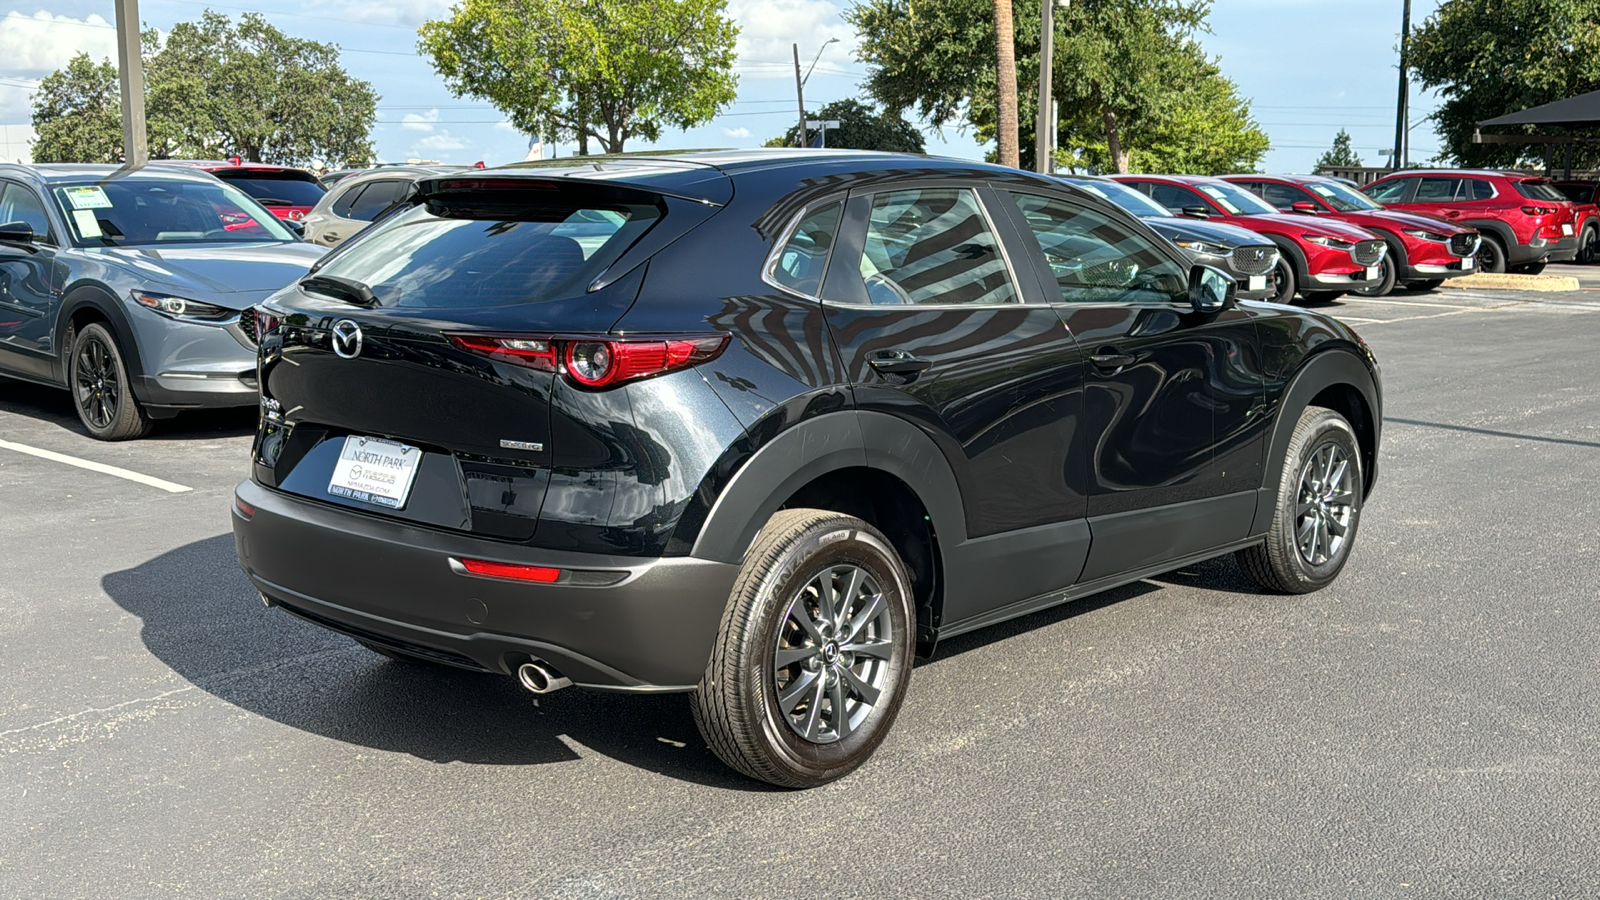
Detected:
left=50, top=179, right=295, bottom=246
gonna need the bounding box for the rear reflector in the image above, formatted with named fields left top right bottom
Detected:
left=458, top=558, right=562, bottom=583
left=233, top=497, right=256, bottom=519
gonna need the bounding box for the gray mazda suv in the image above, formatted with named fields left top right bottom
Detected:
left=0, top=164, right=325, bottom=438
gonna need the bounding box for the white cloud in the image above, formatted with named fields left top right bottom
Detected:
left=318, top=0, right=454, bottom=27
left=721, top=126, right=751, bottom=139
left=414, top=131, right=468, bottom=154
left=726, top=0, right=857, bottom=80
left=493, top=120, right=519, bottom=133
left=0, top=11, right=118, bottom=76
left=401, top=108, right=440, bottom=132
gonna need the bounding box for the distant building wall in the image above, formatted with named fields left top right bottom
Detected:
left=0, top=124, right=34, bottom=164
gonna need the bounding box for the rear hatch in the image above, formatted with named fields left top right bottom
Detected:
left=213, top=168, right=328, bottom=221
left=253, top=168, right=729, bottom=541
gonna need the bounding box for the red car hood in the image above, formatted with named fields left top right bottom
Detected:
left=1339, top=209, right=1478, bottom=235
left=1227, top=213, right=1380, bottom=242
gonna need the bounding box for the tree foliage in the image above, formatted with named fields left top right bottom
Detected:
left=419, top=0, right=739, bottom=154
left=30, top=12, right=377, bottom=166
left=847, top=0, right=1265, bottom=173
left=1315, top=129, right=1363, bottom=170
left=765, top=99, right=926, bottom=152
left=1410, top=0, right=1600, bottom=167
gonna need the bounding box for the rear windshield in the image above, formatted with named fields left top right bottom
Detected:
left=50, top=178, right=296, bottom=246
left=311, top=191, right=662, bottom=308
left=216, top=173, right=327, bottom=208
left=1514, top=180, right=1567, bottom=202
left=1555, top=183, right=1596, bottom=203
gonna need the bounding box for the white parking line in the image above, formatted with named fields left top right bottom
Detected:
left=0, top=438, right=192, bottom=493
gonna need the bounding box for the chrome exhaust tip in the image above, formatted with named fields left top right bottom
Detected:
left=517, top=660, right=573, bottom=694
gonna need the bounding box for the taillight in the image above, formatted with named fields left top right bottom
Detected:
left=448, top=333, right=729, bottom=389
left=1522, top=205, right=1559, bottom=216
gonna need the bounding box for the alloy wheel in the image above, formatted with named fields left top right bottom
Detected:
left=771, top=563, right=895, bottom=744
left=1295, top=442, right=1355, bottom=566
left=74, top=335, right=120, bottom=431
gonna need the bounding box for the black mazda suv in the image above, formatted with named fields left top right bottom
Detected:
left=233, top=151, right=1382, bottom=787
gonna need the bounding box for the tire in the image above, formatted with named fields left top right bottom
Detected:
left=1237, top=406, right=1363, bottom=594
left=690, top=508, right=916, bottom=788
left=356, top=639, right=441, bottom=666
left=69, top=322, right=152, bottom=441
left=1267, top=256, right=1297, bottom=304
left=1511, top=261, right=1547, bottom=275
left=1300, top=291, right=1346, bottom=304
left=1476, top=234, right=1507, bottom=274
left=1351, top=254, right=1396, bottom=297
left=1402, top=279, right=1444, bottom=292
left=1579, top=225, right=1597, bottom=265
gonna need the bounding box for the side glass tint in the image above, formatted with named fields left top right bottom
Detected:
left=1468, top=179, right=1495, bottom=201
left=857, top=188, right=1017, bottom=306
left=0, top=185, right=52, bottom=241
left=1261, top=183, right=1306, bottom=210
left=1147, top=183, right=1203, bottom=212
left=1414, top=178, right=1462, bottom=202
left=330, top=184, right=366, bottom=218
left=769, top=200, right=842, bottom=296
left=1365, top=178, right=1411, bottom=203
left=348, top=180, right=408, bottom=221
left=1007, top=192, right=1187, bottom=304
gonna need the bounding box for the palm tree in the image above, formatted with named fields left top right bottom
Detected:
left=993, top=0, right=1019, bottom=168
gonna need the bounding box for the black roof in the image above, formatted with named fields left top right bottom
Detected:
left=1479, top=90, right=1600, bottom=128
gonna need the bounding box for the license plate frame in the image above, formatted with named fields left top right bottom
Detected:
left=1563, top=223, right=1575, bottom=236
left=1365, top=265, right=1380, bottom=280
left=1247, top=274, right=1266, bottom=291
left=1462, top=256, right=1474, bottom=269
left=327, top=436, right=422, bottom=509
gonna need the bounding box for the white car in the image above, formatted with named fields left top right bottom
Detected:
left=301, top=166, right=465, bottom=248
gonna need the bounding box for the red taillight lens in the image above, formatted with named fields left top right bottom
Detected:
left=1522, top=205, right=1558, bottom=216
left=450, top=333, right=729, bottom=388
left=458, top=558, right=561, bottom=583
left=233, top=496, right=256, bottom=519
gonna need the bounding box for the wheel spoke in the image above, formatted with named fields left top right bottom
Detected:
left=1327, top=488, right=1355, bottom=506
left=1326, top=459, right=1349, bottom=493
left=786, top=601, right=824, bottom=644
left=1320, top=447, right=1338, bottom=488
left=844, top=591, right=886, bottom=643
left=1327, top=515, right=1348, bottom=537
left=836, top=566, right=863, bottom=628
left=773, top=645, right=816, bottom=669
left=814, top=572, right=837, bottom=628
left=801, top=673, right=827, bottom=740
left=1295, top=498, right=1316, bottom=516
left=841, top=638, right=893, bottom=660
left=1296, top=514, right=1317, bottom=547
left=840, top=663, right=880, bottom=707
left=778, top=669, right=820, bottom=715
left=828, top=677, right=851, bottom=740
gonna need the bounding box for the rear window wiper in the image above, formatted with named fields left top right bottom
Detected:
left=299, top=274, right=378, bottom=307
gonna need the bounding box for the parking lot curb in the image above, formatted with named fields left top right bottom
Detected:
left=1440, top=272, right=1581, bottom=292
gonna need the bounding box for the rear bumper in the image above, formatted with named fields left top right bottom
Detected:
left=231, top=480, right=739, bottom=691
left=1512, top=234, right=1577, bottom=264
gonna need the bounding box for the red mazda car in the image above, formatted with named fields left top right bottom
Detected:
left=1551, top=181, right=1600, bottom=263
left=1362, top=170, right=1577, bottom=273
left=1223, top=174, right=1480, bottom=295
left=156, top=160, right=326, bottom=222
left=1112, top=174, right=1387, bottom=303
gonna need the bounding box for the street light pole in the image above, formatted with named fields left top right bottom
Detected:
left=1391, top=0, right=1412, bottom=170
left=793, top=44, right=808, bottom=149
left=114, top=0, right=147, bottom=167
left=1035, top=0, right=1065, bottom=174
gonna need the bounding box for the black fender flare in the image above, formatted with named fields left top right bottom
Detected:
left=691, top=410, right=968, bottom=565
left=1267, top=235, right=1310, bottom=282
left=53, top=284, right=146, bottom=384
left=1254, top=348, right=1382, bottom=533
left=1459, top=219, right=1516, bottom=254
left=1363, top=226, right=1410, bottom=271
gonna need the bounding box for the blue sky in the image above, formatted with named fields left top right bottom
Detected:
left=0, top=0, right=1444, bottom=171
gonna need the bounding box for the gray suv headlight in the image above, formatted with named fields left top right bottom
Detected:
left=1173, top=239, right=1231, bottom=256
left=130, top=291, right=235, bottom=323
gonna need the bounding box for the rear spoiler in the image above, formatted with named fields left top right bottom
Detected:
left=416, top=160, right=733, bottom=208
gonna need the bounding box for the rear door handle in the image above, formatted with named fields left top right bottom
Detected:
left=1090, top=349, right=1136, bottom=372
left=868, top=350, right=934, bottom=376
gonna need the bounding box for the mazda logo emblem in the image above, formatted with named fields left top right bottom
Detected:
left=331, top=319, right=363, bottom=359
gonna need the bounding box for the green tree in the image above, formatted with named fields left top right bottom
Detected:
left=1410, top=0, right=1600, bottom=167
left=152, top=12, right=377, bottom=165
left=419, top=0, right=739, bottom=155
left=30, top=13, right=376, bottom=166
left=848, top=0, right=1240, bottom=173
left=1315, top=128, right=1363, bottom=170
left=766, top=99, right=926, bottom=152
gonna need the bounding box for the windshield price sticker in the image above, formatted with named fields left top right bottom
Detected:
left=64, top=186, right=113, bottom=210
left=71, top=209, right=103, bottom=239
left=327, top=436, right=421, bottom=509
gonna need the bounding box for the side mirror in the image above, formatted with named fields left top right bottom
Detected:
left=1188, top=264, right=1235, bottom=314
left=283, top=219, right=306, bottom=238
left=1290, top=200, right=1319, bottom=214
left=1181, top=206, right=1211, bottom=220
left=0, top=221, right=35, bottom=245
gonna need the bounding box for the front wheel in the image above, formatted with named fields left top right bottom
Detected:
left=691, top=509, right=915, bottom=788
left=1237, top=406, right=1364, bottom=594
left=70, top=323, right=152, bottom=441
left=1267, top=257, right=1297, bottom=304
left=1476, top=234, right=1507, bottom=273
left=1351, top=254, right=1397, bottom=298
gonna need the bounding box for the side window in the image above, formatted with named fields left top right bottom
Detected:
left=1145, top=183, right=1205, bottom=213
left=1467, top=179, right=1495, bottom=201
left=768, top=200, right=842, bottom=296
left=1260, top=182, right=1308, bottom=210
left=346, top=179, right=409, bottom=221
left=0, top=184, right=52, bottom=242
left=1364, top=178, right=1412, bottom=203
left=1007, top=191, right=1187, bottom=304
left=330, top=183, right=367, bottom=218
left=1414, top=178, right=1462, bottom=202
left=855, top=188, right=1017, bottom=306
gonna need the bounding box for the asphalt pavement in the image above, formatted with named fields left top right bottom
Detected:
left=3, top=282, right=1599, bottom=898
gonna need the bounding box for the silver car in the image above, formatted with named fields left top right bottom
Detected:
left=301, top=166, right=466, bottom=248
left=0, top=164, right=325, bottom=439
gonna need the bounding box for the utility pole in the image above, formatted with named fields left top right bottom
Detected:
left=793, top=44, right=808, bottom=149
left=1391, top=0, right=1411, bottom=171
left=114, top=0, right=148, bottom=167
left=1035, top=0, right=1063, bottom=174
